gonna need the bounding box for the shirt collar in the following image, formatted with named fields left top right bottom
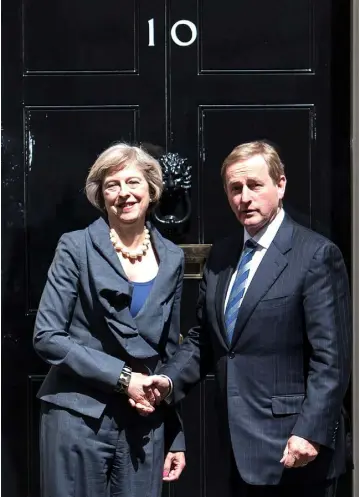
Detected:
left=243, top=208, right=285, bottom=249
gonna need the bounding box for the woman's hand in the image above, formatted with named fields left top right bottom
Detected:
left=128, top=374, right=169, bottom=415
left=163, top=451, right=186, bottom=481
left=127, top=372, right=156, bottom=414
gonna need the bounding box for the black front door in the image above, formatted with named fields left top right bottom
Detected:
left=2, top=1, right=351, bottom=496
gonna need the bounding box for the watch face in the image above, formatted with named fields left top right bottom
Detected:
left=122, top=373, right=131, bottom=387
left=114, top=383, right=123, bottom=393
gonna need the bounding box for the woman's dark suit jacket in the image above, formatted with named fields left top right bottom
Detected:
left=34, top=216, right=185, bottom=451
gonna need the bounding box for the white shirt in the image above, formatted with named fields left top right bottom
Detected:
left=224, top=209, right=285, bottom=311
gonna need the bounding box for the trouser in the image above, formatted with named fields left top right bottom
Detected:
left=40, top=398, right=165, bottom=497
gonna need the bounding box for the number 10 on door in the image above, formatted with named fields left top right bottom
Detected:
left=148, top=19, right=197, bottom=47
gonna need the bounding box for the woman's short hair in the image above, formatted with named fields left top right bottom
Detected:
left=221, top=140, right=285, bottom=188
left=85, top=143, right=163, bottom=212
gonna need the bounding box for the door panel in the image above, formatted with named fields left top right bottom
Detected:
left=200, top=0, right=313, bottom=73
left=200, top=105, right=314, bottom=240
left=25, top=106, right=138, bottom=310
left=1, top=1, right=351, bottom=496
left=24, top=0, right=138, bottom=73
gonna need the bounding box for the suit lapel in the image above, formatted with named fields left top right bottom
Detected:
left=88, top=218, right=180, bottom=357
left=134, top=224, right=171, bottom=320
left=87, top=216, right=136, bottom=332
left=86, top=217, right=181, bottom=359
left=230, top=216, right=293, bottom=347
left=88, top=216, right=128, bottom=281
left=215, top=233, right=243, bottom=348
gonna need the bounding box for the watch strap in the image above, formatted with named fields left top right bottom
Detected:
left=114, top=364, right=132, bottom=394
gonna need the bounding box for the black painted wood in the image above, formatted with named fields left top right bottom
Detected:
left=1, top=1, right=351, bottom=496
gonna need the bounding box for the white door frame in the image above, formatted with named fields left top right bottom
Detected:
left=352, top=0, right=359, bottom=494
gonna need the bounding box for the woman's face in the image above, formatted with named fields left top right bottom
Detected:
left=102, top=164, right=151, bottom=226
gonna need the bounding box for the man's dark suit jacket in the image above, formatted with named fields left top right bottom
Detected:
left=160, top=214, right=351, bottom=484
left=34, top=216, right=185, bottom=452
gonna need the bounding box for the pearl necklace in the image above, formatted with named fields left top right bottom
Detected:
left=109, top=227, right=151, bottom=260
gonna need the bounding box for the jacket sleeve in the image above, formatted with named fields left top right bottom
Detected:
left=33, top=233, right=125, bottom=393
left=163, top=254, right=186, bottom=451
left=160, top=248, right=214, bottom=404
left=165, top=403, right=186, bottom=452
left=291, top=242, right=352, bottom=448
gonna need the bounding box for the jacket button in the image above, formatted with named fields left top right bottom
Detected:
left=228, top=352, right=235, bottom=359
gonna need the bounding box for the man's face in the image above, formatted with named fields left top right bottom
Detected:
left=225, top=154, right=286, bottom=236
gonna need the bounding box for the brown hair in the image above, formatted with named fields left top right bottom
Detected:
left=221, top=140, right=285, bottom=188
left=85, top=143, right=163, bottom=212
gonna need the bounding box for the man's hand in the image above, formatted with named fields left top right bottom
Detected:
left=128, top=375, right=171, bottom=414
left=145, top=374, right=171, bottom=403
left=126, top=372, right=156, bottom=414
left=280, top=435, right=320, bottom=468
left=163, top=451, right=186, bottom=481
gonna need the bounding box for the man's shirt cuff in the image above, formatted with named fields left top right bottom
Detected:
left=160, top=375, right=173, bottom=404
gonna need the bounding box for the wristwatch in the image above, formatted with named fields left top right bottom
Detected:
left=114, top=364, right=132, bottom=394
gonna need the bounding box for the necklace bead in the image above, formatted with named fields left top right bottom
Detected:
left=109, top=227, right=150, bottom=260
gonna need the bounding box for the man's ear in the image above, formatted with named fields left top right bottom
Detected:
left=277, top=175, right=286, bottom=200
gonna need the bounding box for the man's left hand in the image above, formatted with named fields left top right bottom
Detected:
left=163, top=451, right=186, bottom=481
left=280, top=435, right=320, bottom=468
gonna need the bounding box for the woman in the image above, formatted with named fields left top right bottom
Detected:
left=34, top=143, right=186, bottom=497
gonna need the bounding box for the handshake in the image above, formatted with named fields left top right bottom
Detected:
left=127, top=373, right=172, bottom=415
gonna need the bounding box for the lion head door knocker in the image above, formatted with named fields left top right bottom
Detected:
left=152, top=152, right=192, bottom=241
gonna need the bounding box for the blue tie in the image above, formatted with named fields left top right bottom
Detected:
left=225, top=239, right=257, bottom=343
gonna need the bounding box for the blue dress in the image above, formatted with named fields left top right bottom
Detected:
left=130, top=278, right=155, bottom=317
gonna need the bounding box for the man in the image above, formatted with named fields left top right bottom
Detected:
left=131, top=141, right=351, bottom=496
